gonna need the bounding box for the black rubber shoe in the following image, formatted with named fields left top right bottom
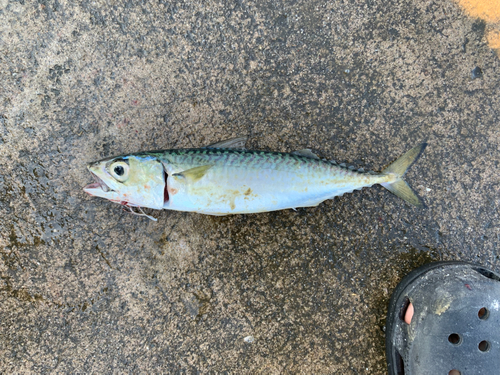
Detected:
left=386, top=261, right=500, bottom=375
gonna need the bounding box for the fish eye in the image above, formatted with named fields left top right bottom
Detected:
left=114, top=165, right=124, bottom=176
left=109, top=161, right=129, bottom=182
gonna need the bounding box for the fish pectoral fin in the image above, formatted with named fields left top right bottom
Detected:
left=204, top=136, right=248, bottom=149
left=293, top=149, right=320, bottom=159
left=173, top=165, right=213, bottom=183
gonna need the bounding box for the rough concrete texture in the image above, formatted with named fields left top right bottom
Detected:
left=0, top=0, right=499, bottom=373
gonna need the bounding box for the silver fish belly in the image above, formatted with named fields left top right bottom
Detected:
left=158, top=149, right=392, bottom=215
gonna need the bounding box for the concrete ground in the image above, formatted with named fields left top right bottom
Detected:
left=1, top=0, right=499, bottom=373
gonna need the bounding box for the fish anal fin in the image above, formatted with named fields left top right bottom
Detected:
left=205, top=136, right=247, bottom=149
left=293, top=149, right=320, bottom=159
left=173, top=165, right=213, bottom=183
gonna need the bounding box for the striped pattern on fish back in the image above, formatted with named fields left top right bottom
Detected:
left=146, top=148, right=364, bottom=178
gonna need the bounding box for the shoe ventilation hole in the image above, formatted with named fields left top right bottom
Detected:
left=449, top=370, right=461, bottom=375
left=395, top=349, right=405, bottom=375
left=478, top=307, right=489, bottom=320
left=399, top=296, right=410, bottom=322
left=473, top=267, right=500, bottom=282
left=448, top=333, right=461, bottom=345
left=478, top=340, right=490, bottom=352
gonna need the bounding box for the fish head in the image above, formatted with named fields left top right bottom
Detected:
left=84, top=154, right=166, bottom=210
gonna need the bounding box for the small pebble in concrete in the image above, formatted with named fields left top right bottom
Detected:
left=472, top=66, right=483, bottom=79
left=244, top=335, right=255, bottom=343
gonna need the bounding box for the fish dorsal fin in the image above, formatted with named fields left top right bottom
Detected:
left=292, top=149, right=320, bottom=159
left=172, top=165, right=213, bottom=183
left=204, top=136, right=247, bottom=149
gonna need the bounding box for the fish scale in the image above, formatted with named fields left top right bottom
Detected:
left=156, top=148, right=345, bottom=174
left=84, top=138, right=427, bottom=218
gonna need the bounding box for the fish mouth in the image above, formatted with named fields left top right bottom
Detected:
left=84, top=172, right=112, bottom=193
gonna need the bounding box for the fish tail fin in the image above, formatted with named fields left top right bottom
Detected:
left=380, top=143, right=427, bottom=207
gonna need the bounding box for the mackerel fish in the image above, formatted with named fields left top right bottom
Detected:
left=84, top=137, right=426, bottom=220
